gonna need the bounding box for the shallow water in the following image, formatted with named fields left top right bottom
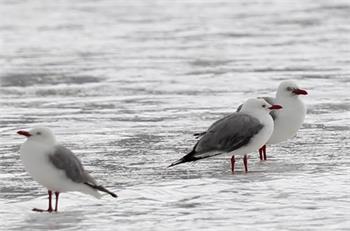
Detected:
left=0, top=0, right=350, bottom=230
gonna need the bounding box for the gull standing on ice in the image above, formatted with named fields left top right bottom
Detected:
left=18, top=127, right=117, bottom=213
left=238, top=80, right=308, bottom=160
left=169, top=98, right=282, bottom=173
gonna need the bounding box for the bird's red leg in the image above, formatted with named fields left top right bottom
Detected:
left=54, top=192, right=60, bottom=212
left=243, top=155, right=248, bottom=173
left=47, top=191, right=53, bottom=212
left=263, top=145, right=267, bottom=160
left=258, top=147, right=263, bottom=160
left=33, top=190, right=53, bottom=212
left=231, top=155, right=235, bottom=174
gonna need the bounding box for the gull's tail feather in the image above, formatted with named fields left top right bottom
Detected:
left=85, top=183, right=118, bottom=198
left=168, top=149, right=222, bottom=168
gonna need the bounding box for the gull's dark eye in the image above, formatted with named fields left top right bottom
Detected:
left=36, top=132, right=41, bottom=135
left=286, top=87, right=292, bottom=91
left=262, top=105, right=266, bottom=108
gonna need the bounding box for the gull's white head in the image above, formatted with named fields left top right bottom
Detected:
left=17, top=127, right=56, bottom=146
left=241, top=98, right=282, bottom=114
left=276, top=80, right=308, bottom=99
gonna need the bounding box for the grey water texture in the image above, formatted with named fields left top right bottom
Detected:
left=0, top=0, right=350, bottom=230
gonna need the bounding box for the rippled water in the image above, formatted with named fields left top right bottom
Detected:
left=1, top=0, right=350, bottom=230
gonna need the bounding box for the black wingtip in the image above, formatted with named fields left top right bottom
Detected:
left=168, top=158, right=184, bottom=168
left=109, top=192, right=118, bottom=198
left=85, top=183, right=118, bottom=198
left=168, top=149, right=197, bottom=168
left=101, top=187, right=118, bottom=198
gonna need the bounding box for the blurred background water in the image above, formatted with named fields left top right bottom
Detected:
left=0, top=0, right=349, bottom=230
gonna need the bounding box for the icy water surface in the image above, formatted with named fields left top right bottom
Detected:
left=1, top=0, right=350, bottom=230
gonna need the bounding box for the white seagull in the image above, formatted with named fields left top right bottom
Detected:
left=169, top=98, right=282, bottom=173
left=238, top=80, right=308, bottom=160
left=18, top=127, right=117, bottom=213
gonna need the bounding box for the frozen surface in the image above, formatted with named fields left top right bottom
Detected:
left=0, top=0, right=350, bottom=230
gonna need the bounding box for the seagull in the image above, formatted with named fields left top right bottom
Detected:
left=169, top=98, right=282, bottom=173
left=238, top=80, right=308, bottom=160
left=17, top=127, right=117, bottom=213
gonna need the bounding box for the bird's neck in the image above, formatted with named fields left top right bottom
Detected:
left=277, top=95, right=304, bottom=108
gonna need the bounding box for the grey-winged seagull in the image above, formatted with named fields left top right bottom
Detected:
left=18, top=127, right=117, bottom=213
left=169, top=98, right=282, bottom=173
left=238, top=80, right=308, bottom=160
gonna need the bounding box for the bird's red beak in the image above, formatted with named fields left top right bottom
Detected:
left=17, top=130, right=31, bottom=137
left=268, top=104, right=283, bottom=110
left=292, top=89, right=308, bottom=95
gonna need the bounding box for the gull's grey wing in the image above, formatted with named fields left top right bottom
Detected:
left=169, top=113, right=264, bottom=166
left=49, top=145, right=117, bottom=197
left=237, top=97, right=277, bottom=120
left=195, top=113, right=264, bottom=154
left=49, top=145, right=96, bottom=184
left=193, top=114, right=233, bottom=139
